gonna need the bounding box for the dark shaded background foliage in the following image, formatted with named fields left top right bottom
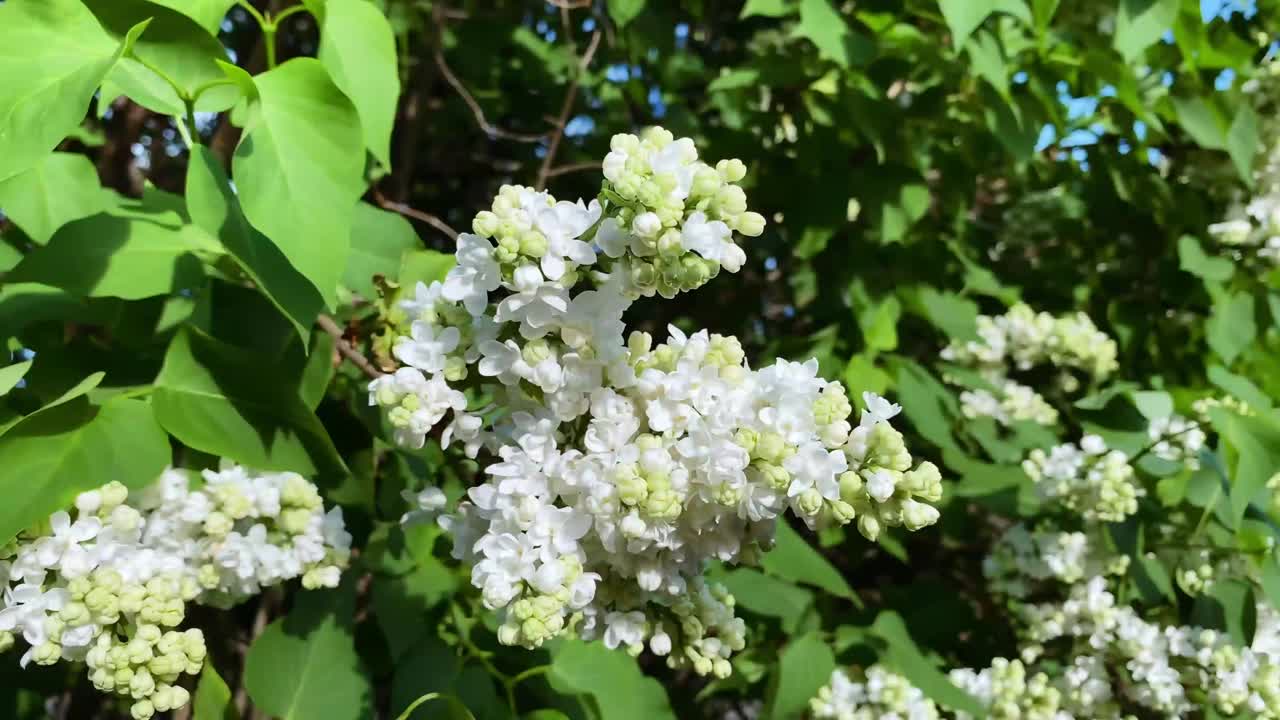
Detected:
left=4, top=0, right=1280, bottom=718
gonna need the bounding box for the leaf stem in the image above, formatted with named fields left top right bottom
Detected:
left=273, top=4, right=310, bottom=24
left=189, top=79, right=235, bottom=104
left=264, top=26, right=279, bottom=69
left=236, top=0, right=269, bottom=29
left=126, top=51, right=187, bottom=105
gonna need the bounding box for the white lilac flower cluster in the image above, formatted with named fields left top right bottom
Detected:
left=948, top=655, right=1115, bottom=720
left=810, top=665, right=940, bottom=720
left=370, top=128, right=942, bottom=674
left=1021, top=434, right=1140, bottom=522
left=941, top=303, right=1118, bottom=427
left=0, top=465, right=349, bottom=719
left=982, top=523, right=1127, bottom=599
left=1146, top=414, right=1206, bottom=470
left=1207, top=58, right=1280, bottom=265
left=958, top=379, right=1058, bottom=427
left=132, top=466, right=353, bottom=604
left=1017, top=577, right=1280, bottom=718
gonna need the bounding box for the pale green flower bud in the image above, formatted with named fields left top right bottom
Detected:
left=716, top=158, right=747, bottom=182
left=614, top=465, right=646, bottom=506
left=828, top=499, right=857, bottom=525
left=522, top=338, right=553, bottom=365
left=752, top=462, right=790, bottom=491
left=100, top=481, right=130, bottom=510
left=737, top=211, right=766, bottom=237
left=901, top=499, right=939, bottom=531
left=279, top=508, right=312, bottom=535
left=472, top=211, right=500, bottom=237
left=32, top=642, right=61, bottom=666
left=754, top=432, right=787, bottom=463
left=519, top=230, right=548, bottom=258
left=734, top=428, right=759, bottom=453
left=857, top=513, right=881, bottom=541
left=203, top=511, right=233, bottom=537
left=716, top=185, right=748, bottom=215
left=797, top=488, right=823, bottom=516
left=131, top=700, right=156, bottom=720
left=443, top=355, right=468, bottom=382
left=691, top=166, right=722, bottom=198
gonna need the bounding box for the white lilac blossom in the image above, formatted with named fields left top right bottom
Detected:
left=1021, top=435, right=1141, bottom=522
left=982, top=524, right=1127, bottom=599
left=942, top=304, right=1117, bottom=427
left=1146, top=413, right=1206, bottom=470
left=371, top=128, right=942, bottom=674
left=0, top=465, right=349, bottom=719
left=959, top=380, right=1058, bottom=426
left=810, top=665, right=940, bottom=720
left=1018, top=577, right=1280, bottom=718
left=131, top=465, right=352, bottom=603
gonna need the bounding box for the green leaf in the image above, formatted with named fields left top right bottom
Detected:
left=1226, top=105, right=1260, bottom=184
left=99, top=57, right=185, bottom=117
left=193, top=664, right=241, bottom=720
left=549, top=639, right=676, bottom=720
left=187, top=145, right=322, bottom=341
left=870, top=611, right=984, bottom=716
left=856, top=294, right=901, bottom=353
left=0, top=371, right=105, bottom=438
left=1114, top=0, right=1178, bottom=61
left=85, top=0, right=234, bottom=111
left=767, top=632, right=835, bottom=720
left=608, top=0, right=647, bottom=28
left=793, top=0, right=873, bottom=69
left=0, top=0, right=140, bottom=181
left=148, top=0, right=236, bottom=33
left=234, top=58, right=366, bottom=308
left=761, top=521, right=860, bottom=603
left=937, top=0, right=1030, bottom=49
left=1178, top=235, right=1234, bottom=282
left=741, top=0, right=796, bottom=17
left=319, top=0, right=400, bottom=168
left=398, top=249, right=457, bottom=288
left=0, top=397, right=169, bottom=545
left=1131, top=390, right=1173, bottom=421
left=0, top=153, right=111, bottom=244
left=299, top=331, right=336, bottom=411
left=966, top=30, right=1009, bottom=98
left=344, top=203, right=421, bottom=299
left=893, top=361, right=963, bottom=459
left=0, top=362, right=33, bottom=397
left=372, top=557, right=458, bottom=660
left=7, top=208, right=219, bottom=300
left=1212, top=411, right=1280, bottom=526
left=152, top=328, right=347, bottom=478
left=244, top=583, right=373, bottom=720
left=1206, top=290, right=1256, bottom=364
left=843, top=353, right=891, bottom=403
left=1172, top=95, right=1227, bottom=150
left=715, top=567, right=814, bottom=633
left=708, top=68, right=762, bottom=92
left=390, top=638, right=472, bottom=720
left=916, top=288, right=979, bottom=341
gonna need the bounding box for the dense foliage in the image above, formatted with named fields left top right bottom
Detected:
left=3, top=0, right=1280, bottom=718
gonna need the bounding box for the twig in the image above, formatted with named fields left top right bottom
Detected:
left=373, top=190, right=459, bottom=241
left=544, top=160, right=602, bottom=179
left=546, top=0, right=592, bottom=8
left=432, top=7, right=548, bottom=143
left=317, top=315, right=383, bottom=379
left=233, top=589, right=279, bottom=717
left=535, top=30, right=602, bottom=190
